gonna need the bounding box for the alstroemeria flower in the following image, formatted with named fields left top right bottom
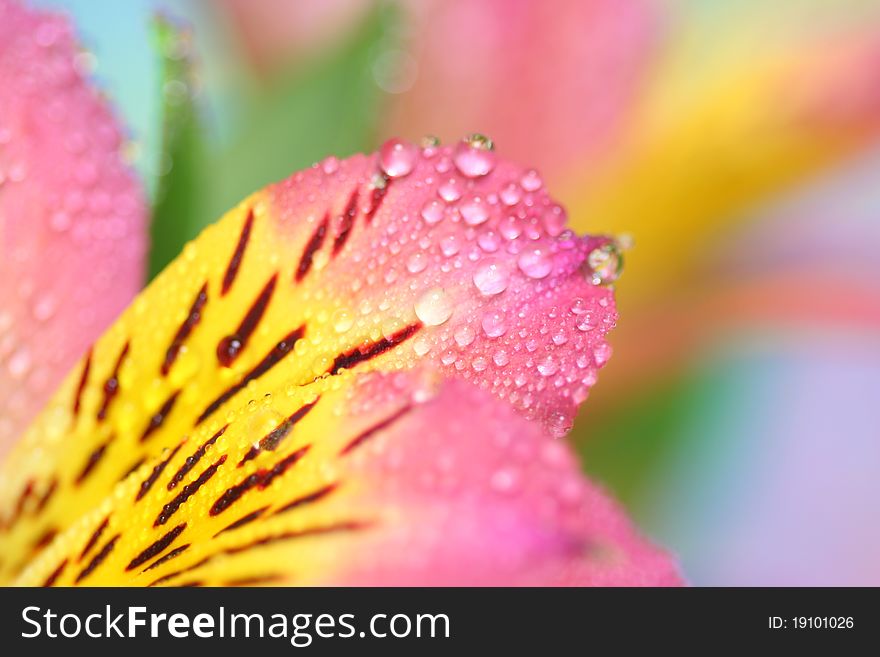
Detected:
left=0, top=0, right=147, bottom=458
left=0, top=137, right=679, bottom=586
left=0, top=1, right=680, bottom=586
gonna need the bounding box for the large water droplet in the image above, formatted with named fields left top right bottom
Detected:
left=420, top=199, right=445, bottom=224
left=460, top=196, right=490, bottom=226
left=379, top=138, right=418, bottom=178
left=587, top=243, right=623, bottom=285
left=414, top=287, right=453, bottom=326
left=472, top=258, right=510, bottom=295
left=481, top=310, right=507, bottom=337
left=517, top=248, right=553, bottom=279
left=453, top=134, right=495, bottom=178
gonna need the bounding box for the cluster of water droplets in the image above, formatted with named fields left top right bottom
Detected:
left=310, top=135, right=623, bottom=437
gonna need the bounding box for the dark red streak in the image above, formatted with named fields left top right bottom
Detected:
left=328, top=323, right=422, bottom=375
left=295, top=215, right=328, bottom=282
left=213, top=506, right=268, bottom=538
left=364, top=177, right=391, bottom=223
left=35, top=478, right=58, bottom=513
left=75, top=440, right=110, bottom=485
left=161, top=283, right=208, bottom=376
left=341, top=404, right=413, bottom=455
left=155, top=455, right=227, bottom=527
left=136, top=443, right=183, bottom=501
left=222, top=209, right=254, bottom=296
left=126, top=523, right=187, bottom=571
left=237, top=399, right=318, bottom=467
left=141, top=544, right=190, bottom=572
left=79, top=516, right=110, bottom=561
left=196, top=327, right=305, bottom=426
left=217, top=273, right=278, bottom=368
left=73, top=349, right=92, bottom=417
left=75, top=533, right=120, bottom=583
left=97, top=342, right=129, bottom=421
left=223, top=521, right=369, bottom=555
left=140, top=390, right=181, bottom=443
left=210, top=446, right=310, bottom=516
left=332, top=188, right=359, bottom=255
left=42, top=559, right=67, bottom=587
left=168, top=425, right=227, bottom=491
left=273, top=483, right=338, bottom=516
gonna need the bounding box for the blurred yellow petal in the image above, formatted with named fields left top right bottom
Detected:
left=567, top=1, right=880, bottom=306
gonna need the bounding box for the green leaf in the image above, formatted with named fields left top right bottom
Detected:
left=148, top=6, right=397, bottom=279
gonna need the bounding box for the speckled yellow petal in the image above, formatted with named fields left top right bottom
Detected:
left=0, top=141, right=627, bottom=584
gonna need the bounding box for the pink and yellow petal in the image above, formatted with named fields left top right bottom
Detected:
left=0, top=0, right=147, bottom=457
left=11, top=369, right=680, bottom=586
left=0, top=142, right=620, bottom=583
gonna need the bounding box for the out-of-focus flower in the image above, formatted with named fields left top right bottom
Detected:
left=0, top=0, right=147, bottom=458
left=0, top=1, right=681, bottom=586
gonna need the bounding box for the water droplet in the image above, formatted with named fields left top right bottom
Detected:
left=492, top=349, right=509, bottom=366
left=587, top=243, right=623, bottom=285
left=593, top=342, right=612, bottom=366
left=481, top=310, right=507, bottom=337
left=333, top=309, right=354, bottom=333
left=491, top=467, right=519, bottom=494
left=537, top=357, right=558, bottom=377
left=32, top=295, right=56, bottom=321
left=570, top=297, right=589, bottom=315
left=454, top=324, right=475, bottom=347
left=406, top=252, right=428, bottom=273
left=379, top=138, right=418, bottom=178
left=517, top=248, right=553, bottom=279
left=7, top=347, right=31, bottom=380
left=420, top=199, right=445, bottom=224
left=500, top=183, right=521, bottom=206
left=520, top=169, right=543, bottom=192
left=453, top=135, right=496, bottom=178
left=321, top=156, right=339, bottom=174
left=472, top=258, right=510, bottom=295
left=414, top=287, right=453, bottom=326
left=438, top=178, right=462, bottom=202
left=413, top=336, right=431, bottom=356
left=460, top=196, right=490, bottom=226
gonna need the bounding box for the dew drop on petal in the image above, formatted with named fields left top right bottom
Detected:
left=517, top=248, right=552, bottom=279
left=420, top=199, right=445, bottom=224
left=406, top=251, right=428, bottom=273
left=520, top=169, right=542, bottom=191
left=587, top=243, right=624, bottom=285
left=537, top=356, right=558, bottom=377
left=453, top=134, right=496, bottom=178
left=454, top=324, right=475, bottom=347
left=379, top=138, right=418, bottom=178
left=414, top=287, right=453, bottom=326
left=460, top=196, right=490, bottom=226
left=481, top=310, right=507, bottom=337
left=472, top=258, right=510, bottom=295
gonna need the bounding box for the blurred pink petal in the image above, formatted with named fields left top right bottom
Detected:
left=308, top=371, right=682, bottom=586
left=0, top=0, right=147, bottom=457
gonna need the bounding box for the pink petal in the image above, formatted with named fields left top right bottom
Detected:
left=268, top=138, right=620, bottom=437
left=301, top=370, right=682, bottom=586
left=0, top=0, right=147, bottom=457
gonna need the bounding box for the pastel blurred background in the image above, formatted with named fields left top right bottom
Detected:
left=31, top=0, right=880, bottom=585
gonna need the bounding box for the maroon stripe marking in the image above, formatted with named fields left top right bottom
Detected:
left=32, top=527, right=58, bottom=552
left=126, top=523, right=187, bottom=570
left=196, top=326, right=305, bottom=426
left=42, top=559, right=67, bottom=587
left=210, top=446, right=310, bottom=517
left=146, top=556, right=211, bottom=587
left=273, top=483, right=338, bottom=516
left=155, top=455, right=227, bottom=527
left=75, top=440, right=110, bottom=485
left=75, top=533, right=121, bottom=583
left=80, top=516, right=110, bottom=562
left=364, top=176, right=391, bottom=223
left=141, top=544, right=190, bottom=573
left=213, top=506, right=268, bottom=538
left=341, top=404, right=413, bottom=455
left=136, top=443, right=183, bottom=501
left=223, top=521, right=369, bottom=555
left=97, top=342, right=129, bottom=421
left=140, top=390, right=181, bottom=443
left=120, top=458, right=146, bottom=482
left=332, top=188, right=360, bottom=255
left=222, top=209, right=254, bottom=296
left=73, top=349, right=92, bottom=417
left=35, top=477, right=58, bottom=513
left=217, top=273, right=278, bottom=368
left=237, top=399, right=319, bottom=467
left=328, top=322, right=422, bottom=375
left=161, top=283, right=208, bottom=376
left=168, top=425, right=227, bottom=491
left=295, top=215, right=328, bottom=282
left=2, top=480, right=34, bottom=530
